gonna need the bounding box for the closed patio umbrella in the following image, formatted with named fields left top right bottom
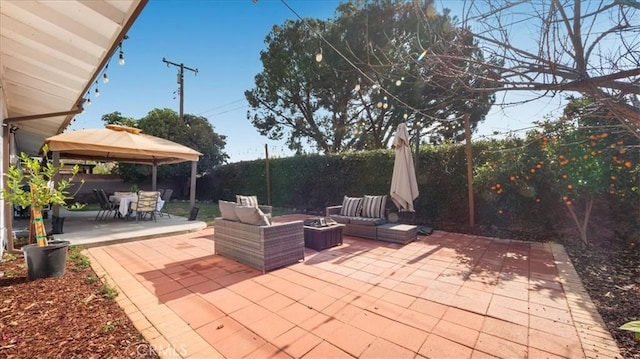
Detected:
left=390, top=123, right=419, bottom=212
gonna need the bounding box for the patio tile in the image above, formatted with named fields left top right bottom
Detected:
left=528, top=328, right=584, bottom=357
left=199, top=287, right=252, bottom=314
left=442, top=307, right=485, bottom=331
left=526, top=347, right=567, bottom=359
left=277, top=302, right=318, bottom=325
left=228, top=303, right=272, bottom=326
left=196, top=316, right=244, bottom=345
left=349, top=310, right=396, bottom=337
left=320, top=300, right=362, bottom=323
left=244, top=343, right=292, bottom=358
left=392, top=281, right=428, bottom=297
left=381, top=321, right=429, bottom=352
left=258, top=292, right=296, bottom=312
left=213, top=328, right=266, bottom=358
left=396, top=308, right=439, bottom=332
left=167, top=294, right=225, bottom=329
left=490, top=294, right=529, bottom=313
left=529, top=315, right=580, bottom=339
left=360, top=338, right=415, bottom=359
left=228, top=280, right=276, bottom=302
left=186, top=279, right=222, bottom=294
left=480, top=317, right=528, bottom=345
left=409, top=297, right=448, bottom=318
left=248, top=313, right=296, bottom=341
left=486, top=302, right=529, bottom=327
left=379, top=289, right=416, bottom=308
left=271, top=326, right=323, bottom=358
left=419, top=334, right=473, bottom=359
left=432, top=319, right=480, bottom=348
left=269, top=278, right=315, bottom=301
left=470, top=350, right=501, bottom=359
left=214, top=269, right=260, bottom=287
left=474, top=332, right=528, bottom=358
left=529, top=302, right=573, bottom=325
left=298, top=291, right=335, bottom=312
left=367, top=298, right=405, bottom=319
left=319, top=283, right=351, bottom=299
left=325, top=323, right=376, bottom=357
left=301, top=340, right=353, bottom=359
left=450, top=293, right=491, bottom=315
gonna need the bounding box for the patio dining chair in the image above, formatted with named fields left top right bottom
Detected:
left=98, top=189, right=118, bottom=220
left=131, top=191, right=159, bottom=222
left=93, top=189, right=114, bottom=221
left=157, top=189, right=173, bottom=218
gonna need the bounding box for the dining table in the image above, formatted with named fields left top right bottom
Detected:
left=109, top=192, right=165, bottom=218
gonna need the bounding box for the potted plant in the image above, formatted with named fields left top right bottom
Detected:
left=1, top=145, right=84, bottom=280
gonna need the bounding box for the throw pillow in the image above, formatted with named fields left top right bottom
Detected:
left=340, top=196, right=362, bottom=217
left=235, top=205, right=271, bottom=226
left=219, top=200, right=239, bottom=221
left=236, top=195, right=259, bottom=207
left=361, top=195, right=387, bottom=218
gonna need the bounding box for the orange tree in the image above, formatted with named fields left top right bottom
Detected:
left=474, top=97, right=638, bottom=245
left=522, top=98, right=637, bottom=245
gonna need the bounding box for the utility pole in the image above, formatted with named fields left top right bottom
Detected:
left=162, top=57, right=198, bottom=121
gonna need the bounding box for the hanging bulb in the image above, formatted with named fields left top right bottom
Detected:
left=315, top=48, right=323, bottom=62
left=376, top=102, right=383, bottom=108
left=103, top=72, right=109, bottom=83
left=383, top=103, right=388, bottom=109
left=354, top=84, right=360, bottom=92
left=396, top=79, right=402, bottom=86
left=118, top=50, right=125, bottom=65
left=86, top=98, right=91, bottom=106
left=95, top=87, right=100, bottom=97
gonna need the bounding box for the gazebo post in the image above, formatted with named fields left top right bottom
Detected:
left=52, top=151, right=60, bottom=219
left=151, top=160, right=158, bottom=191
left=190, top=161, right=196, bottom=211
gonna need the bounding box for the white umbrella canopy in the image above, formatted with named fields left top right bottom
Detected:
left=45, top=125, right=201, bottom=165
left=390, top=123, right=419, bottom=212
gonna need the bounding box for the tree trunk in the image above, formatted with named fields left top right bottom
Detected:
left=565, top=196, right=594, bottom=245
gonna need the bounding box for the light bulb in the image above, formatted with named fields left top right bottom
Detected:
left=86, top=98, right=91, bottom=106
left=376, top=102, right=383, bottom=108
left=396, top=79, right=402, bottom=86
left=103, top=73, right=109, bottom=83
left=383, top=103, right=388, bottom=109
left=95, top=88, right=100, bottom=97
left=315, top=51, right=323, bottom=62
left=118, top=51, right=125, bottom=66
left=354, top=84, right=360, bottom=92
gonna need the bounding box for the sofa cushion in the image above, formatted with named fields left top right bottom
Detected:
left=340, top=196, right=362, bottom=217
left=361, top=195, right=387, bottom=218
left=235, top=205, right=270, bottom=226
left=219, top=200, right=239, bottom=221
left=237, top=195, right=259, bottom=207
left=350, top=217, right=386, bottom=226
left=329, top=215, right=351, bottom=224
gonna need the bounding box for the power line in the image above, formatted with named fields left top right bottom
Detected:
left=197, top=99, right=246, bottom=116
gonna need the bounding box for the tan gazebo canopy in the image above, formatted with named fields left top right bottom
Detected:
left=45, top=125, right=201, bottom=213
left=45, top=125, right=201, bottom=165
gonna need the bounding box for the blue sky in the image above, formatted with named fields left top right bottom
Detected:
left=71, top=0, right=562, bottom=163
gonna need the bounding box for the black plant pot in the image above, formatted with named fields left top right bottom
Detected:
left=22, top=240, right=70, bottom=281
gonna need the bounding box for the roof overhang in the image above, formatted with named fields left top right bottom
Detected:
left=1, top=0, right=148, bottom=156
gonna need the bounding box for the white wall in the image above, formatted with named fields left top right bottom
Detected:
left=1, top=88, right=7, bottom=257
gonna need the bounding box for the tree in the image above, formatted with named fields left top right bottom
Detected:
left=246, top=0, right=497, bottom=154
left=422, top=0, right=640, bottom=137
left=102, top=109, right=228, bottom=184
left=520, top=97, right=637, bottom=245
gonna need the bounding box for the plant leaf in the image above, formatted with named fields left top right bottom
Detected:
left=619, top=321, right=640, bottom=333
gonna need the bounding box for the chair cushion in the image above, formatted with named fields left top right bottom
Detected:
left=235, top=205, right=270, bottom=226
left=350, top=217, right=387, bottom=226
left=361, top=195, right=387, bottom=218
left=340, top=196, right=362, bottom=217
left=328, top=215, right=351, bottom=224
left=237, top=195, right=259, bottom=207
left=219, top=200, right=239, bottom=222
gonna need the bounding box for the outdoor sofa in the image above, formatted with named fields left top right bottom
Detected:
left=213, top=196, right=304, bottom=272
left=327, top=195, right=417, bottom=244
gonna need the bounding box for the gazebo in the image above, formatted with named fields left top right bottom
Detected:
left=45, top=124, right=202, bottom=216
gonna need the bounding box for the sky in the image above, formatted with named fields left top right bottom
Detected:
left=70, top=0, right=563, bottom=163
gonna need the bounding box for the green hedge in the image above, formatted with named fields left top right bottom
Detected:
left=197, top=138, right=638, bottom=245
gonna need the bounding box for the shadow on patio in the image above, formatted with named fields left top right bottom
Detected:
left=83, top=215, right=621, bottom=359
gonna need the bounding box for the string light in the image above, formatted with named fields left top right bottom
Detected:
left=94, top=81, right=100, bottom=97
left=102, top=64, right=109, bottom=83
left=315, top=47, right=323, bottom=62
left=118, top=49, right=125, bottom=66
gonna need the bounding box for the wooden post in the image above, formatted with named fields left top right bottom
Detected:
left=2, top=124, right=16, bottom=253
left=463, top=113, right=475, bottom=227
left=265, top=144, right=271, bottom=205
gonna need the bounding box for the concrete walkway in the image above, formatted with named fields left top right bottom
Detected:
left=84, top=214, right=621, bottom=359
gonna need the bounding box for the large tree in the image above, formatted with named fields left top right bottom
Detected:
left=101, top=109, right=228, bottom=184
left=246, top=0, right=497, bottom=154
left=421, top=0, right=640, bottom=137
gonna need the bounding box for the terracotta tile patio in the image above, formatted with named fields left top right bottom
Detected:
left=85, top=214, right=621, bottom=359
